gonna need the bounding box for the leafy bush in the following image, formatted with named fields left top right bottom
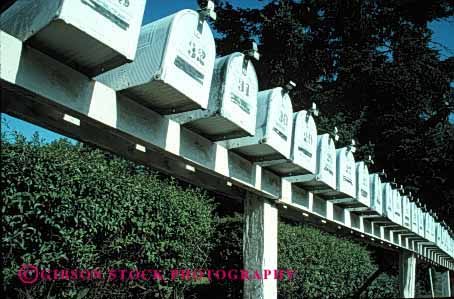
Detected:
left=192, top=215, right=399, bottom=298
left=278, top=223, right=399, bottom=298
left=1, top=132, right=216, bottom=298
left=366, top=272, right=399, bottom=298
left=190, top=214, right=244, bottom=298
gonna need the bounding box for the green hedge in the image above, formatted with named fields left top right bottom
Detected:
left=1, top=133, right=216, bottom=298
left=193, top=216, right=399, bottom=298
left=278, top=223, right=398, bottom=298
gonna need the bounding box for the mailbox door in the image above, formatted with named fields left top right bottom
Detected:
left=336, top=148, right=356, bottom=198
left=424, top=213, right=434, bottom=242
left=161, top=10, right=216, bottom=109
left=291, top=111, right=317, bottom=174
left=411, top=202, right=418, bottom=233
left=442, top=228, right=446, bottom=249
left=370, top=174, right=382, bottom=214
left=382, top=183, right=394, bottom=221
left=418, top=209, right=425, bottom=237
left=264, top=88, right=293, bottom=159
left=436, top=223, right=442, bottom=246
left=220, top=53, right=258, bottom=136
left=356, top=162, right=370, bottom=207
left=316, top=134, right=336, bottom=189
left=393, top=190, right=402, bottom=225
left=402, top=196, right=411, bottom=229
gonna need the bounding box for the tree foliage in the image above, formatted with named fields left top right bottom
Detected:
left=211, top=0, right=454, bottom=226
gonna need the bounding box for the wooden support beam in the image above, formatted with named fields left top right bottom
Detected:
left=243, top=192, right=278, bottom=299
left=399, top=250, right=416, bottom=298
left=429, top=268, right=435, bottom=298
left=432, top=269, right=451, bottom=298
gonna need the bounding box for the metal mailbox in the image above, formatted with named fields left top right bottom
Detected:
left=444, top=229, right=451, bottom=254
left=1, top=0, right=146, bottom=76
left=435, top=222, right=442, bottom=248
left=434, top=222, right=441, bottom=248
left=170, top=51, right=258, bottom=140
left=266, top=109, right=318, bottom=177
left=369, top=173, right=383, bottom=214
left=292, top=133, right=336, bottom=193
left=288, top=110, right=318, bottom=174
left=446, top=230, right=451, bottom=254
left=448, top=237, right=451, bottom=257
left=321, top=146, right=357, bottom=205
left=449, top=237, right=452, bottom=258
left=425, top=213, right=435, bottom=242
left=97, top=9, right=216, bottom=114
left=335, top=147, right=356, bottom=198
left=418, top=208, right=425, bottom=237
left=449, top=237, right=452, bottom=257
left=449, top=232, right=453, bottom=257
left=382, top=182, right=394, bottom=222
left=410, top=202, right=418, bottom=234
left=315, top=134, right=337, bottom=190
left=223, top=86, right=293, bottom=163
left=441, top=227, right=447, bottom=252
left=402, top=195, right=411, bottom=229
left=392, top=189, right=403, bottom=226
left=355, top=161, right=370, bottom=207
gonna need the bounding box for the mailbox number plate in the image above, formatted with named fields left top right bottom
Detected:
left=82, top=0, right=133, bottom=29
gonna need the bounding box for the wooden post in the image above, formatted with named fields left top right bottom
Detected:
left=432, top=269, right=451, bottom=297
left=243, top=192, right=278, bottom=299
left=399, top=250, right=416, bottom=298
left=429, top=268, right=435, bottom=298
left=442, top=270, right=452, bottom=297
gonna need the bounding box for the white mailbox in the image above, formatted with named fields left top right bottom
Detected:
left=369, top=173, right=383, bottom=214
left=335, top=147, right=356, bottom=199
left=402, top=195, right=411, bottom=229
left=289, top=110, right=318, bottom=174
left=425, top=213, right=435, bottom=242
left=1, top=0, right=146, bottom=76
left=355, top=161, right=370, bottom=207
left=393, top=189, right=403, bottom=226
left=315, top=134, right=337, bottom=190
left=444, top=228, right=450, bottom=253
left=171, top=50, right=258, bottom=140
left=449, top=237, right=452, bottom=258
left=418, top=208, right=425, bottom=237
left=382, top=182, right=394, bottom=222
left=293, top=133, right=336, bottom=193
left=435, top=222, right=442, bottom=247
left=410, top=202, right=418, bottom=234
left=267, top=109, right=318, bottom=177
left=448, top=236, right=451, bottom=256
left=223, top=86, right=293, bottom=162
left=97, top=9, right=216, bottom=114
left=441, top=227, right=447, bottom=251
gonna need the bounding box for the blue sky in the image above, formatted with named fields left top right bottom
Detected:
left=2, top=1, right=453, bottom=141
